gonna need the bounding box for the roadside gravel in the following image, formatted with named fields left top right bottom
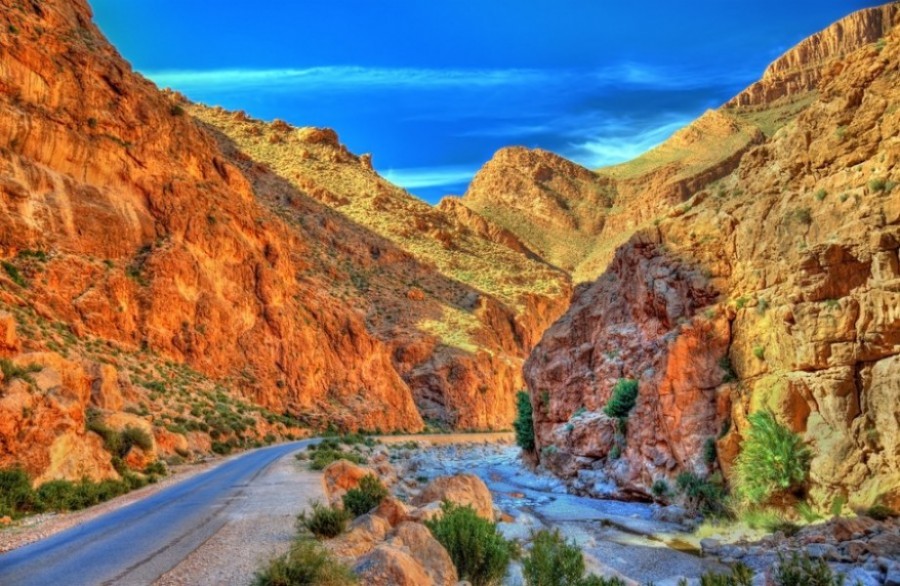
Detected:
left=153, top=454, right=324, bottom=586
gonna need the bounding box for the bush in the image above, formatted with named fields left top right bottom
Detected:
left=703, top=438, right=717, bottom=466
left=514, top=391, right=536, bottom=452
left=252, top=539, right=357, bottom=586
left=734, top=410, right=810, bottom=505
left=425, top=502, right=511, bottom=586
left=773, top=552, right=844, bottom=586
left=679, top=563, right=753, bottom=586
left=298, top=502, right=351, bottom=539
left=676, top=472, right=729, bottom=518
left=865, top=503, right=899, bottom=521
left=0, top=468, right=39, bottom=517
left=342, top=475, right=388, bottom=518
left=522, top=528, right=614, bottom=586
left=1, top=261, right=27, bottom=288
left=651, top=479, right=670, bottom=499
left=741, top=508, right=799, bottom=536
left=603, top=379, right=638, bottom=419
left=309, top=449, right=365, bottom=471
left=0, top=359, right=42, bottom=385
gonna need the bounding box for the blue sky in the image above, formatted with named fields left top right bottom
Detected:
left=91, top=1, right=876, bottom=203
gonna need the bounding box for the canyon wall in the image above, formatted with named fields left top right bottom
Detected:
left=525, top=7, right=900, bottom=509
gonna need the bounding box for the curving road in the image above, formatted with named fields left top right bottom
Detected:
left=0, top=440, right=313, bottom=586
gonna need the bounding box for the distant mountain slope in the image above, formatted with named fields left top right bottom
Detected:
left=460, top=4, right=899, bottom=284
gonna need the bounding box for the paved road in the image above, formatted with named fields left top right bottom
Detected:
left=0, top=440, right=312, bottom=586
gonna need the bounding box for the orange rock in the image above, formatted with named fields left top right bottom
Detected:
left=412, top=474, right=494, bottom=520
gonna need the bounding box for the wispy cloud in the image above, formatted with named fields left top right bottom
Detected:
left=564, top=115, right=693, bottom=168
left=379, top=165, right=477, bottom=191
left=146, top=66, right=551, bottom=93
left=145, top=63, right=751, bottom=95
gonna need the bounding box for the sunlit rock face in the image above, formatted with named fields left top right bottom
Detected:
left=526, top=7, right=900, bottom=508
left=0, top=0, right=577, bottom=481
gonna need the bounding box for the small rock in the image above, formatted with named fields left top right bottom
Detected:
left=806, top=543, right=838, bottom=559
left=700, top=538, right=722, bottom=555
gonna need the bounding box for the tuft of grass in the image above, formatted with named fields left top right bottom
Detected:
left=341, top=475, right=387, bottom=518
left=703, top=438, right=718, bottom=466
left=752, top=346, right=765, bottom=361
left=813, top=189, right=827, bottom=201
left=1, top=261, right=27, bottom=288
left=522, top=529, right=618, bottom=586
left=651, top=479, right=671, bottom=499
left=426, top=502, right=511, bottom=586
left=251, top=539, right=357, bottom=586
left=603, top=378, right=638, bottom=419
left=298, top=501, right=351, bottom=539
left=773, top=552, right=844, bottom=586
left=865, top=503, right=899, bottom=521
left=734, top=410, right=810, bottom=505
left=676, top=472, right=730, bottom=518
left=0, top=359, right=42, bottom=385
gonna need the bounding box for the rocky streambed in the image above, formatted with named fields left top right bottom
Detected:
left=384, top=439, right=724, bottom=585
left=381, top=438, right=900, bottom=586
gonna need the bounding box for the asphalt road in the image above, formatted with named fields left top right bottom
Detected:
left=0, top=440, right=312, bottom=586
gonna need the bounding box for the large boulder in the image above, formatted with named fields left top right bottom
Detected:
left=412, top=473, right=494, bottom=520
left=327, top=514, right=392, bottom=560
left=387, top=522, right=458, bottom=586
left=353, top=544, right=433, bottom=586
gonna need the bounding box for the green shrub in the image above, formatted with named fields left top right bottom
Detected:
left=734, top=410, right=810, bottom=505
left=684, top=563, right=753, bottom=586
left=522, top=529, right=611, bottom=586
left=252, top=539, right=357, bottom=586
left=313, top=450, right=365, bottom=471
left=773, top=552, right=844, bottom=586
left=703, top=438, right=718, bottom=466
left=426, top=502, right=510, bottom=586
left=0, top=359, right=42, bottom=385
left=35, top=480, right=81, bottom=512
left=865, top=503, right=899, bottom=521
left=675, top=472, right=729, bottom=518
left=718, top=356, right=737, bottom=383
left=342, top=475, right=387, bottom=518
left=651, top=479, right=670, bottom=499
left=143, top=461, right=167, bottom=476
left=298, top=501, right=351, bottom=539
left=869, top=177, right=888, bottom=192
left=603, top=379, right=638, bottom=419
left=1, top=261, right=27, bottom=288
left=0, top=468, right=38, bottom=517
left=514, top=390, right=536, bottom=452
left=608, top=445, right=621, bottom=460
left=795, top=501, right=823, bottom=523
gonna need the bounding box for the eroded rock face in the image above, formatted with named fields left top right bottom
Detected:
left=525, top=236, right=729, bottom=495
left=727, top=4, right=900, bottom=108
left=322, top=460, right=378, bottom=506
left=526, top=12, right=900, bottom=506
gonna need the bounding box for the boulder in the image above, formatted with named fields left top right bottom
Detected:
left=387, top=522, right=458, bottom=586
left=327, top=513, right=392, bottom=560
left=412, top=474, right=494, bottom=520
left=322, top=459, right=377, bottom=506
left=353, top=544, right=433, bottom=586
left=373, top=496, right=411, bottom=527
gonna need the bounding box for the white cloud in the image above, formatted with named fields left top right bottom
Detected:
left=565, top=116, right=693, bottom=168
left=379, top=165, right=476, bottom=191
left=146, top=66, right=552, bottom=93
left=145, top=63, right=751, bottom=95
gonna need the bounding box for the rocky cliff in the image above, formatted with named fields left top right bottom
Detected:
left=726, top=3, right=900, bottom=108
left=0, top=0, right=569, bottom=484
left=525, top=8, right=900, bottom=509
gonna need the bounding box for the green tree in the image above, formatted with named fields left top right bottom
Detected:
left=514, top=391, right=536, bottom=452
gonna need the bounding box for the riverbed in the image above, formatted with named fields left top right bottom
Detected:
left=387, top=438, right=727, bottom=585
